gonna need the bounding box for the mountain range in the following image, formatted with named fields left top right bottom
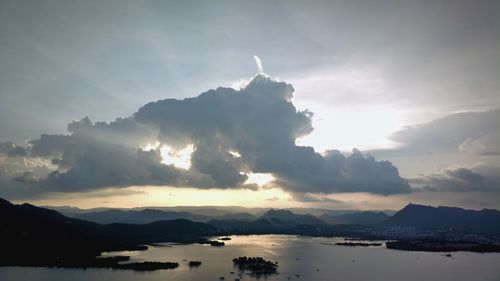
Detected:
left=44, top=202, right=500, bottom=233
left=52, top=205, right=390, bottom=226
left=2, top=196, right=500, bottom=269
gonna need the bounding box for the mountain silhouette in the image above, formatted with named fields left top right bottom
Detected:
left=74, top=209, right=210, bottom=224
left=0, top=197, right=217, bottom=267
left=72, top=208, right=256, bottom=224
left=381, top=203, right=500, bottom=233
left=259, top=209, right=326, bottom=226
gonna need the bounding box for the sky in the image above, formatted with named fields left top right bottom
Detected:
left=0, top=0, right=499, bottom=210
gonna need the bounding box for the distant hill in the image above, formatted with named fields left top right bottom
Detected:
left=207, top=209, right=328, bottom=233
left=216, top=212, right=256, bottom=221
left=72, top=208, right=256, bottom=224
left=320, top=211, right=389, bottom=225
left=381, top=203, right=500, bottom=233
left=259, top=209, right=326, bottom=226
left=55, top=205, right=391, bottom=225
left=74, top=209, right=210, bottom=224
left=49, top=205, right=396, bottom=219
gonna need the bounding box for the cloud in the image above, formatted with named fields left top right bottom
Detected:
left=374, top=109, right=500, bottom=157
left=254, top=55, right=263, bottom=74
left=363, top=108, right=500, bottom=202
left=0, top=75, right=410, bottom=199
left=271, top=148, right=411, bottom=195
left=410, top=164, right=500, bottom=192
left=266, top=196, right=279, bottom=202
left=289, top=192, right=343, bottom=203
left=459, top=132, right=500, bottom=156
left=0, top=151, right=53, bottom=199
left=0, top=142, right=28, bottom=157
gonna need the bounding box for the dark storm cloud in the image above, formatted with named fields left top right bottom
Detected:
left=0, top=75, right=410, bottom=198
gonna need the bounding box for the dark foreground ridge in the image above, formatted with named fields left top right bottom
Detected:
left=0, top=197, right=215, bottom=270
left=0, top=255, right=179, bottom=271
left=232, top=256, right=278, bottom=275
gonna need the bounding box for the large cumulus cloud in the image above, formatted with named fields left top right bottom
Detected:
left=0, top=75, right=410, bottom=199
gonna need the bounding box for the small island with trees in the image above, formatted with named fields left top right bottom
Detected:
left=232, top=256, right=278, bottom=275
left=199, top=240, right=225, bottom=247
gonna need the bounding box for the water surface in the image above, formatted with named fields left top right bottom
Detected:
left=1, top=235, right=499, bottom=281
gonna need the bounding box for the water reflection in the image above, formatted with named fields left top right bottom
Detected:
left=1, top=235, right=500, bottom=281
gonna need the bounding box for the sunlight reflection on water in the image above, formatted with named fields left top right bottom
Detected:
left=1, top=235, right=500, bottom=281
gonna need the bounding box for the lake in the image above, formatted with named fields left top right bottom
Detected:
left=1, top=235, right=499, bottom=281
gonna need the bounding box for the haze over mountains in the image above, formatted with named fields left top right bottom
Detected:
left=3, top=195, right=500, bottom=259
left=320, top=211, right=390, bottom=225
left=41, top=201, right=500, bottom=233
left=50, top=205, right=393, bottom=226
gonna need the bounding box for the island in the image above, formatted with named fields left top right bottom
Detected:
left=199, top=240, right=225, bottom=247
left=335, top=242, right=383, bottom=247
left=232, top=256, right=277, bottom=275
left=117, top=261, right=179, bottom=271
left=386, top=240, right=500, bottom=253
left=188, top=261, right=202, bottom=267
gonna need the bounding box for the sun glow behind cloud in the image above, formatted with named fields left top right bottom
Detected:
left=33, top=185, right=294, bottom=209
left=289, top=66, right=404, bottom=152
left=295, top=104, right=404, bottom=152
left=141, top=142, right=194, bottom=169
left=160, top=144, right=194, bottom=169
left=244, top=173, right=274, bottom=187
